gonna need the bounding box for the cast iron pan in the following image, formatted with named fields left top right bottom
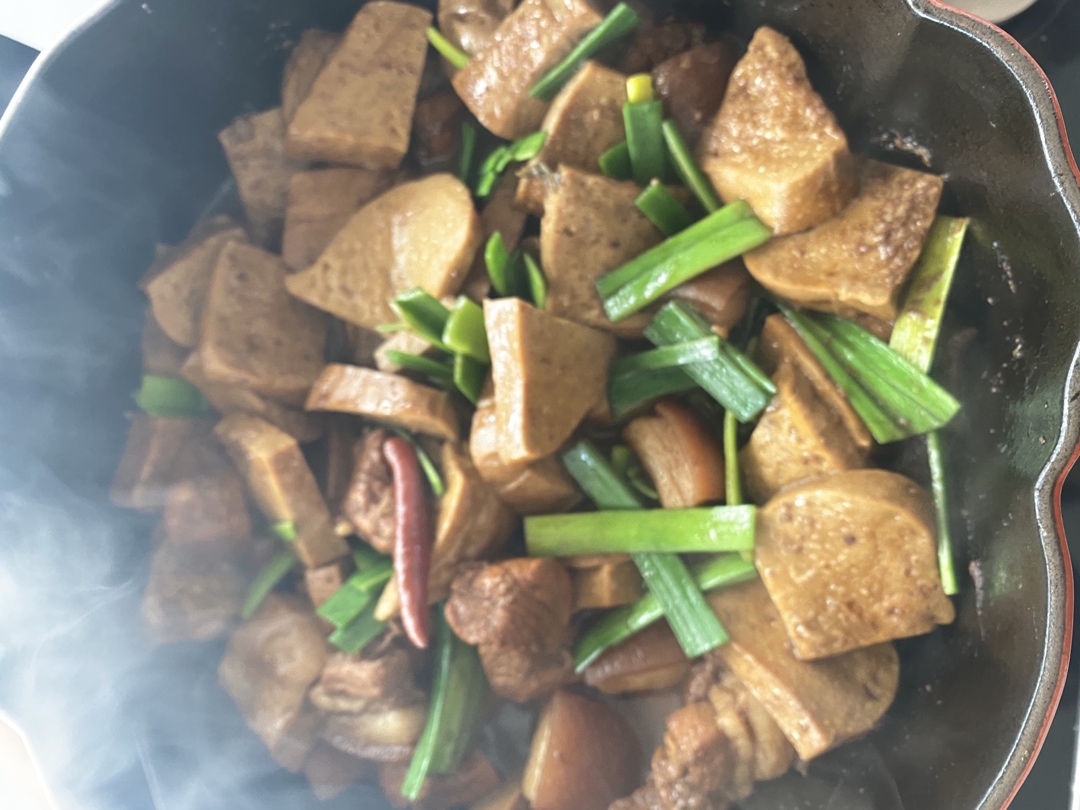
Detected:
left=0, top=0, right=1077, bottom=808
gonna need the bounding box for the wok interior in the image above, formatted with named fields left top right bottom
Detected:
left=0, top=0, right=1076, bottom=808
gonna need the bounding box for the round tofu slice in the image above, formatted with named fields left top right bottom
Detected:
left=755, top=469, right=955, bottom=660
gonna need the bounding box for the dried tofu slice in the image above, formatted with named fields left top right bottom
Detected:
left=142, top=221, right=246, bottom=347
left=697, top=27, right=855, bottom=235
left=215, top=414, right=349, bottom=568
left=516, top=62, right=627, bottom=214
left=709, top=581, right=900, bottom=761
left=485, top=298, right=615, bottom=464
left=200, top=241, right=326, bottom=406
left=540, top=168, right=662, bottom=336
left=305, top=364, right=461, bottom=441
left=219, top=108, right=305, bottom=247
left=452, top=0, right=603, bottom=140
left=281, top=29, right=340, bottom=123
left=111, top=413, right=211, bottom=512
left=739, top=362, right=869, bottom=503
left=469, top=397, right=581, bottom=514
left=743, top=160, right=944, bottom=321
left=281, top=167, right=395, bottom=273
left=286, top=1, right=432, bottom=168
left=181, top=351, right=324, bottom=443
left=285, top=174, right=481, bottom=330
left=755, top=470, right=955, bottom=660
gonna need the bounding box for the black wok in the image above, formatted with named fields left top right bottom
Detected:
left=0, top=0, right=1077, bottom=807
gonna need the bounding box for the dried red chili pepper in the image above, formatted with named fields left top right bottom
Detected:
left=383, top=436, right=432, bottom=649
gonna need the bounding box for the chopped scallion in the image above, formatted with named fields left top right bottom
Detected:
left=601, top=215, right=771, bottom=321
left=644, top=302, right=774, bottom=422
left=611, top=338, right=721, bottom=376
left=596, top=200, right=753, bottom=298
left=661, top=119, right=722, bottom=213
left=523, top=253, right=548, bottom=309
left=135, top=374, right=208, bottom=419
left=608, top=365, right=698, bottom=419
left=241, top=550, right=295, bottom=620
left=635, top=182, right=694, bottom=236
left=927, top=431, right=958, bottom=596
left=484, top=232, right=524, bottom=298
left=510, top=131, right=547, bottom=162
left=475, top=132, right=547, bottom=198
left=525, top=505, right=756, bottom=556
left=402, top=610, right=487, bottom=798
left=392, top=288, right=452, bottom=350
left=329, top=599, right=388, bottom=654
left=384, top=350, right=455, bottom=384
left=561, top=441, right=730, bottom=661
left=317, top=580, right=375, bottom=629
left=426, top=26, right=470, bottom=70
left=453, top=352, right=487, bottom=405
left=624, top=98, right=666, bottom=186
left=890, top=217, right=970, bottom=373
left=271, top=521, right=298, bottom=543
left=529, top=3, right=641, bottom=101
left=573, top=553, right=757, bottom=671
left=443, top=297, right=490, bottom=363
left=599, top=141, right=633, bottom=181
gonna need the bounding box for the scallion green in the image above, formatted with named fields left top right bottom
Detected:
left=644, top=302, right=774, bottom=422
left=890, top=216, right=969, bottom=373
left=661, top=119, right=722, bottom=213
left=601, top=215, right=771, bottom=321
left=271, top=521, right=298, bottom=543
left=383, top=350, right=455, bottom=384
left=392, top=288, right=452, bottom=350
left=636, top=182, right=694, bottom=236
left=524, top=253, right=547, bottom=309
left=596, top=200, right=753, bottom=297
left=599, top=141, right=633, bottom=181
left=573, top=553, right=757, bottom=671
left=241, top=550, right=295, bottom=620
left=453, top=352, right=487, bottom=405
left=426, top=26, right=470, bottom=70
left=609, top=365, right=698, bottom=419
left=389, top=427, right=446, bottom=497
left=442, top=296, right=490, bottom=363
left=135, top=374, right=208, bottom=419
left=529, top=3, right=641, bottom=101
left=402, top=610, right=487, bottom=799
left=485, top=232, right=525, bottom=298
left=475, top=132, right=547, bottom=198
left=317, top=580, right=375, bottom=629
left=611, top=337, right=721, bottom=377
left=561, top=441, right=731, bottom=661
left=329, top=599, right=388, bottom=655
left=525, top=505, right=756, bottom=556
left=624, top=98, right=666, bottom=186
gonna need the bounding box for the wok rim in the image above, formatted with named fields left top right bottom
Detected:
left=0, top=1, right=1078, bottom=807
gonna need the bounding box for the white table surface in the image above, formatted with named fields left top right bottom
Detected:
left=0, top=0, right=1042, bottom=51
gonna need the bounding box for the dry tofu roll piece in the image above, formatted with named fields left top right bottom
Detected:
left=697, top=27, right=855, bottom=235
left=281, top=29, right=340, bottom=124
left=485, top=297, right=615, bottom=465
left=285, top=174, right=482, bottom=331
left=755, top=469, right=955, bottom=660
left=286, top=1, right=432, bottom=168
